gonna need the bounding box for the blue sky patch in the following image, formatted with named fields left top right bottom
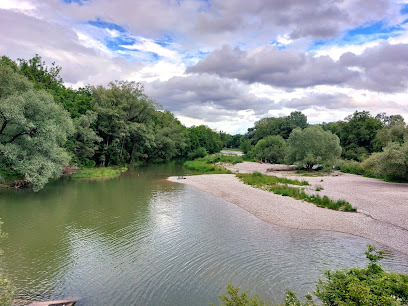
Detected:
left=88, top=19, right=127, bottom=33
left=401, top=3, right=408, bottom=15
left=309, top=20, right=405, bottom=50
left=63, top=0, right=86, bottom=4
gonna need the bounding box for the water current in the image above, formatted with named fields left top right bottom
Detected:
left=0, top=162, right=407, bottom=305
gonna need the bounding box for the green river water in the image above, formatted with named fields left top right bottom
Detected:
left=0, top=162, right=407, bottom=305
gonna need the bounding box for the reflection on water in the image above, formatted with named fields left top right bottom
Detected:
left=0, top=162, right=407, bottom=305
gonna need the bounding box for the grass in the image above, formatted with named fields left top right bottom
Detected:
left=202, top=153, right=243, bottom=165
left=237, top=172, right=356, bottom=212
left=183, top=153, right=243, bottom=174
left=183, top=159, right=231, bottom=174
left=315, top=185, right=324, bottom=191
left=71, top=167, right=127, bottom=179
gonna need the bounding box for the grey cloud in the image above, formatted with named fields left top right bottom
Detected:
left=29, top=0, right=396, bottom=45
left=283, top=93, right=360, bottom=110
left=144, top=74, right=278, bottom=122
left=340, top=43, right=408, bottom=92
left=187, top=45, right=358, bottom=88
left=188, top=42, right=408, bottom=93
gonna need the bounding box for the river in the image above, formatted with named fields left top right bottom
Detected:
left=0, top=162, right=407, bottom=305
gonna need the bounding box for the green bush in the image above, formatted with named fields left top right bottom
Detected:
left=338, top=160, right=365, bottom=175
left=315, top=245, right=408, bottom=305
left=362, top=142, right=408, bottom=182
left=216, top=245, right=408, bottom=306
left=187, top=147, right=208, bottom=160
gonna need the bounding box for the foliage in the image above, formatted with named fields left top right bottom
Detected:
left=246, top=111, right=308, bottom=144
left=187, top=147, right=208, bottom=159
left=315, top=245, right=408, bottom=305
left=362, top=142, right=408, bottom=182
left=254, top=135, right=286, bottom=163
left=214, top=283, right=269, bottom=306
left=237, top=172, right=356, bottom=211
left=285, top=126, right=341, bottom=170
left=71, top=167, right=123, bottom=178
left=336, top=160, right=365, bottom=176
left=187, top=125, right=223, bottom=154
left=224, top=134, right=243, bottom=148
left=69, top=110, right=102, bottom=166
left=0, top=65, right=74, bottom=191
left=93, top=80, right=158, bottom=165
left=326, top=111, right=383, bottom=160
left=217, top=245, right=407, bottom=306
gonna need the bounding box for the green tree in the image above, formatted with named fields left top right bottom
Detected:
left=0, top=66, right=74, bottom=191
left=285, top=126, right=341, bottom=170
left=187, top=125, right=223, bottom=154
left=254, top=135, right=286, bottom=163
left=93, top=81, right=157, bottom=165
left=70, top=110, right=102, bottom=166
left=329, top=111, right=383, bottom=160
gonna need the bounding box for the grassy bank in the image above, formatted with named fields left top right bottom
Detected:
left=237, top=172, right=356, bottom=212
left=71, top=167, right=127, bottom=179
left=183, top=153, right=243, bottom=174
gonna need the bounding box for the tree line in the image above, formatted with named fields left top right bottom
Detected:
left=236, top=110, right=408, bottom=181
left=0, top=55, right=225, bottom=191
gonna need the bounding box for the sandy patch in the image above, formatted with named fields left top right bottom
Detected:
left=169, top=163, right=408, bottom=255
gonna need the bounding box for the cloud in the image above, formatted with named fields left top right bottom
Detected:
left=144, top=73, right=278, bottom=122
left=187, top=45, right=359, bottom=88
left=0, top=9, right=142, bottom=86
left=340, top=42, right=408, bottom=92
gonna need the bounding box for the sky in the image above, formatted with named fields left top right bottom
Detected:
left=1, top=0, right=408, bottom=134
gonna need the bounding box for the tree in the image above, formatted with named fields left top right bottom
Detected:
left=329, top=111, right=383, bottom=160
left=285, top=126, right=341, bottom=170
left=0, top=66, right=74, bottom=191
left=93, top=81, right=157, bottom=165
left=69, top=110, right=102, bottom=166
left=254, top=135, right=286, bottom=163
left=248, top=112, right=308, bottom=144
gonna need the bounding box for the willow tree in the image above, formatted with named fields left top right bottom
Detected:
left=0, top=65, right=74, bottom=191
left=285, top=126, right=341, bottom=170
left=93, top=81, right=158, bottom=165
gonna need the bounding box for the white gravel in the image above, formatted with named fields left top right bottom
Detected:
left=168, top=162, right=408, bottom=255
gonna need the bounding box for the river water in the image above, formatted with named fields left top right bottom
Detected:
left=0, top=162, right=407, bottom=305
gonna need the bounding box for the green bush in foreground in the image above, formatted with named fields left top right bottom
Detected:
left=237, top=172, right=356, bottom=212
left=216, top=245, right=408, bottom=306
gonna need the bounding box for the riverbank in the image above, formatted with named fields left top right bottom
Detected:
left=168, top=163, right=408, bottom=255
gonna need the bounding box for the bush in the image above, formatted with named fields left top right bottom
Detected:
left=315, top=245, right=408, bottom=305
left=337, top=160, right=365, bottom=175
left=187, top=147, right=208, bottom=160
left=216, top=245, right=408, bottom=306
left=362, top=142, right=408, bottom=182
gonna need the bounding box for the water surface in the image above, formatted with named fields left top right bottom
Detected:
left=0, top=162, right=407, bottom=305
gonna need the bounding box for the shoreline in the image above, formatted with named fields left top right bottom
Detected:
left=168, top=170, right=408, bottom=256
